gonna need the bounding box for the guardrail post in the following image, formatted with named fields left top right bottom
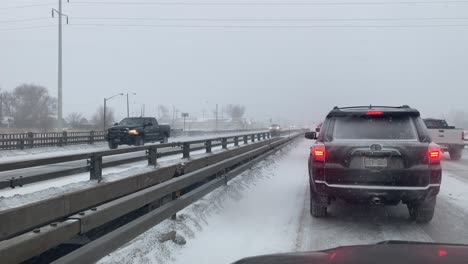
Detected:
left=257, top=133, right=261, bottom=141
left=89, top=154, right=103, bottom=182
left=243, top=135, right=248, bottom=144
left=205, top=140, right=212, bottom=153
left=18, top=139, right=24, bottom=150
left=171, top=192, right=178, bottom=220
left=182, top=142, right=190, bottom=159
left=234, top=136, right=239, bottom=147
left=89, top=131, right=95, bottom=144
left=251, top=134, right=255, bottom=142
left=262, top=133, right=266, bottom=140
left=147, top=146, right=158, bottom=166
left=28, top=132, right=34, bottom=148
left=62, top=131, right=68, bottom=146
left=222, top=138, right=228, bottom=149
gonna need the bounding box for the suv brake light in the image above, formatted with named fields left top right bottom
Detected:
left=366, top=111, right=383, bottom=116
left=462, top=131, right=465, bottom=141
left=428, top=144, right=441, bottom=164
left=311, top=143, right=326, bottom=162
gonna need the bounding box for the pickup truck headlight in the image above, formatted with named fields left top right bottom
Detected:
left=129, top=129, right=139, bottom=135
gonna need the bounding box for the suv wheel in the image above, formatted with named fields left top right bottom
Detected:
left=160, top=135, right=168, bottom=143
left=449, top=148, right=462, bottom=160
left=310, top=195, right=327, bottom=217
left=407, top=197, right=436, bottom=223
left=108, top=141, right=118, bottom=149
left=135, top=137, right=144, bottom=146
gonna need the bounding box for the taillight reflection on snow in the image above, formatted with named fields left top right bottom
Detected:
left=438, top=250, right=447, bottom=257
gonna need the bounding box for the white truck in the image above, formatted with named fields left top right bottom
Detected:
left=423, top=118, right=465, bottom=160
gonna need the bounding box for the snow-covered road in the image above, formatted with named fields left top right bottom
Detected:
left=99, top=139, right=468, bottom=264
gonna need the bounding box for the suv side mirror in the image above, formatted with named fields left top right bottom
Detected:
left=114, top=123, right=119, bottom=126
left=315, top=127, right=321, bottom=133
left=305, top=131, right=317, bottom=140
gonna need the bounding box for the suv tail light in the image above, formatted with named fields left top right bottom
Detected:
left=428, top=144, right=441, bottom=164
left=462, top=131, right=465, bottom=141
left=311, top=143, right=326, bottom=162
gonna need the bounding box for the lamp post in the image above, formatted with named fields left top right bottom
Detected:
left=104, top=93, right=123, bottom=130
left=126, top=93, right=136, bottom=117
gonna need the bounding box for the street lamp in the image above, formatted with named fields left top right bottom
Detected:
left=104, top=93, right=123, bottom=130
left=126, top=93, right=136, bottom=117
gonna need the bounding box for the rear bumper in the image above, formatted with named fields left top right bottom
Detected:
left=438, top=144, right=465, bottom=151
left=314, top=181, right=440, bottom=204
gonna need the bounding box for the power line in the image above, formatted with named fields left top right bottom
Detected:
left=0, top=2, right=55, bottom=10
left=70, top=0, right=468, bottom=5
left=67, top=23, right=468, bottom=28
left=0, top=17, right=50, bottom=24
left=0, top=25, right=55, bottom=31
left=71, top=16, right=468, bottom=22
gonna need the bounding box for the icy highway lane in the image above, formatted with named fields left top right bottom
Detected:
left=99, top=139, right=468, bottom=264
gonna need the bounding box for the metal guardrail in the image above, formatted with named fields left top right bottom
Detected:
left=0, top=131, right=273, bottom=189
left=0, top=129, right=265, bottom=150
left=0, top=131, right=292, bottom=241
left=0, top=132, right=300, bottom=263
left=0, top=131, right=106, bottom=150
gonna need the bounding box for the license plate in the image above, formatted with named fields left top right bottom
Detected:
left=364, top=158, right=387, bottom=168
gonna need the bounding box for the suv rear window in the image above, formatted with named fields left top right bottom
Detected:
left=333, top=116, right=418, bottom=140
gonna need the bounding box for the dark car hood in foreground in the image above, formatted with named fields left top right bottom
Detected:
left=232, top=241, right=468, bottom=264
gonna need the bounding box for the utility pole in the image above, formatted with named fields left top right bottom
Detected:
left=0, top=93, right=3, bottom=122
left=103, top=98, right=107, bottom=131
left=172, top=105, right=175, bottom=128
left=52, top=0, right=68, bottom=130
left=215, top=104, right=218, bottom=132
left=103, top=93, right=123, bottom=131
left=126, top=93, right=136, bottom=117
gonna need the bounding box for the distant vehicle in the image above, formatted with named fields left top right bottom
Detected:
left=233, top=241, right=468, bottom=264
left=269, top=124, right=281, bottom=137
left=423, top=118, right=465, bottom=160
left=305, top=106, right=442, bottom=223
left=106, top=117, right=171, bottom=149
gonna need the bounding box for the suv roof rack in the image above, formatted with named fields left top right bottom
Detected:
left=333, top=105, right=410, bottom=110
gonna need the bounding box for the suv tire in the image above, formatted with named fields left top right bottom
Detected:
left=160, top=134, right=168, bottom=143
left=310, top=195, right=327, bottom=217
left=449, top=148, right=462, bottom=160
left=407, top=197, right=436, bottom=223
left=108, top=141, right=118, bottom=150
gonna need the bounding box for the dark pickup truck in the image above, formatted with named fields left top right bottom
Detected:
left=107, top=117, right=171, bottom=149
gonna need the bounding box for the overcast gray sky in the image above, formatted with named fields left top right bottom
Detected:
left=1, top=0, right=468, bottom=126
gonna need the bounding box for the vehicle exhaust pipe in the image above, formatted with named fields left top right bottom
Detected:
left=371, top=197, right=382, bottom=205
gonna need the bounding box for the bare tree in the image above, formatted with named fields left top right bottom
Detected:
left=10, top=84, right=57, bottom=129
left=91, top=106, right=115, bottom=129
left=0, top=91, right=14, bottom=117
left=66, top=112, right=85, bottom=128
left=225, top=104, right=246, bottom=120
